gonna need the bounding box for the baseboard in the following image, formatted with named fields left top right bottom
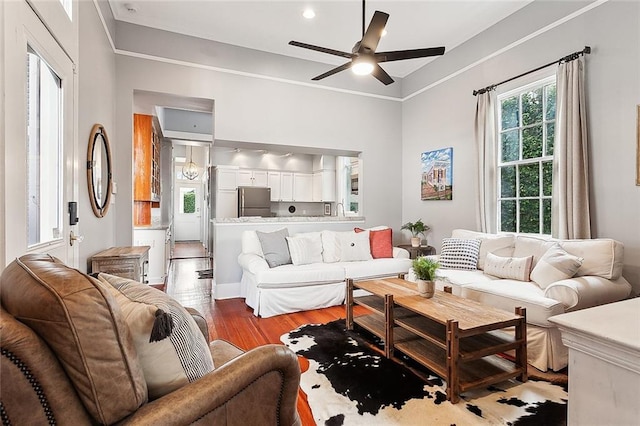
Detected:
left=214, top=281, right=243, bottom=300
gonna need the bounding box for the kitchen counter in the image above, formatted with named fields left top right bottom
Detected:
left=213, top=216, right=364, bottom=224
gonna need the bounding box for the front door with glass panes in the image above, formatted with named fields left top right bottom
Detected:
left=3, top=1, right=78, bottom=267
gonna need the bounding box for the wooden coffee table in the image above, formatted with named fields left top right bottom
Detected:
left=346, top=277, right=527, bottom=403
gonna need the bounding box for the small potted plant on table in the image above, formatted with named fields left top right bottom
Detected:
left=412, top=257, right=439, bottom=298
left=401, top=219, right=430, bottom=247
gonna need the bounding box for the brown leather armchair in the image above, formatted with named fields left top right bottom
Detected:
left=1, top=254, right=301, bottom=425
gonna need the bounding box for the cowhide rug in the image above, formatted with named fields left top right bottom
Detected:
left=281, top=320, right=567, bottom=426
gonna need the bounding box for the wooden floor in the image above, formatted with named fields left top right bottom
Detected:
left=166, top=241, right=357, bottom=426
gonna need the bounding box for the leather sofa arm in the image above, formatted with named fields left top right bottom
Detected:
left=119, top=344, right=301, bottom=426
left=544, top=275, right=632, bottom=311
left=238, top=253, right=270, bottom=274
left=185, top=307, right=209, bottom=341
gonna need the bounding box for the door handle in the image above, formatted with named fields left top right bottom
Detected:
left=70, top=230, right=84, bottom=246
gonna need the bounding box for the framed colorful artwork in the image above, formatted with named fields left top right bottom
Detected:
left=421, top=147, right=453, bottom=200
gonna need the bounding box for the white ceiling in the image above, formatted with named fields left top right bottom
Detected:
left=108, top=0, right=533, bottom=78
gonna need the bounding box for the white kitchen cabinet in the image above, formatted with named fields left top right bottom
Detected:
left=268, top=172, right=281, bottom=201
left=237, top=170, right=268, bottom=187
left=216, top=167, right=238, bottom=190
left=215, top=189, right=237, bottom=218
left=133, top=228, right=170, bottom=285
left=281, top=172, right=293, bottom=201
left=293, top=173, right=313, bottom=202
left=312, top=170, right=336, bottom=202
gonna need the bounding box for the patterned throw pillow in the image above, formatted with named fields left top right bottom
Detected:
left=96, top=273, right=215, bottom=400
left=484, top=252, right=533, bottom=281
left=286, top=234, right=324, bottom=265
left=439, top=238, right=481, bottom=270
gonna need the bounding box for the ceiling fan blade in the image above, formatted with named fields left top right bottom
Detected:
left=372, top=64, right=394, bottom=85
left=312, top=62, right=353, bottom=81
left=359, top=11, right=389, bottom=53
left=289, top=41, right=353, bottom=59
left=375, top=47, right=446, bottom=63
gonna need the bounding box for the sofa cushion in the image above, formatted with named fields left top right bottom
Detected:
left=343, top=258, right=412, bottom=281
left=256, top=228, right=292, bottom=268
left=0, top=254, right=147, bottom=424
left=452, top=229, right=515, bottom=270
left=431, top=269, right=498, bottom=295
left=321, top=231, right=340, bottom=263
left=513, top=235, right=555, bottom=268
left=355, top=227, right=393, bottom=258
left=255, top=263, right=345, bottom=289
left=530, top=243, right=583, bottom=289
left=559, top=239, right=624, bottom=280
left=460, top=280, right=566, bottom=327
left=96, top=273, right=215, bottom=400
left=287, top=234, right=323, bottom=265
left=337, top=231, right=373, bottom=262
left=439, top=238, right=481, bottom=270
left=242, top=230, right=264, bottom=256
left=484, top=253, right=533, bottom=281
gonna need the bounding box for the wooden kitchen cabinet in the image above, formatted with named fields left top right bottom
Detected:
left=293, top=173, right=313, bottom=202
left=133, top=114, right=161, bottom=226
left=237, top=169, right=268, bottom=187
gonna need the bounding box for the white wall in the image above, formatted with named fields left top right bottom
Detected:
left=402, top=0, right=640, bottom=293
left=114, top=55, right=404, bottom=247
left=77, top=0, right=117, bottom=271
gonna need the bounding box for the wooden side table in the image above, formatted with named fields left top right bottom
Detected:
left=91, top=246, right=150, bottom=283
left=397, top=244, right=435, bottom=259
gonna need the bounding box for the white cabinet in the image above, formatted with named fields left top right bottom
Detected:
left=281, top=172, right=294, bottom=201
left=268, top=172, right=281, bottom=201
left=216, top=167, right=238, bottom=190
left=312, top=170, right=336, bottom=202
left=293, top=173, right=313, bottom=202
left=133, top=228, right=170, bottom=285
left=215, top=190, right=237, bottom=218
left=237, top=170, right=268, bottom=187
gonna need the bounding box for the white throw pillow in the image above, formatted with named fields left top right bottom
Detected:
left=286, top=234, right=324, bottom=265
left=530, top=243, right=584, bottom=289
left=337, top=231, right=373, bottom=262
left=484, top=252, right=533, bottom=281
left=321, top=230, right=340, bottom=263
left=439, top=238, right=481, bottom=270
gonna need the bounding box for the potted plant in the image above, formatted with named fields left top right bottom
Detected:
left=411, top=257, right=439, bottom=298
left=401, top=219, right=430, bottom=247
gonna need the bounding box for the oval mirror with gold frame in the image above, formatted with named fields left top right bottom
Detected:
left=87, top=123, right=113, bottom=217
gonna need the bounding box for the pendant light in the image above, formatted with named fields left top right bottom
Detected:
left=182, top=146, right=199, bottom=180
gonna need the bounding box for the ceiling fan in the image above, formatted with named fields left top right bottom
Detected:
left=288, top=0, right=445, bottom=85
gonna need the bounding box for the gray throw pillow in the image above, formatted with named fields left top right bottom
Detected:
left=256, top=228, right=292, bottom=268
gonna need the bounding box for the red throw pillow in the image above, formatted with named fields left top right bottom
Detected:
left=354, top=227, right=393, bottom=259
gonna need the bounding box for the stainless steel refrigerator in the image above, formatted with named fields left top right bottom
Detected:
left=237, top=186, right=271, bottom=217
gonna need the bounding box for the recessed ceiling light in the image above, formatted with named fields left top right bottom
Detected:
left=381, top=29, right=387, bottom=37
left=303, top=9, right=315, bottom=19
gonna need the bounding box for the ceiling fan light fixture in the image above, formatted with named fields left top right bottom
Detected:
left=352, top=58, right=374, bottom=76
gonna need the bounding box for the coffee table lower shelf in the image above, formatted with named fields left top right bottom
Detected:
left=352, top=310, right=526, bottom=402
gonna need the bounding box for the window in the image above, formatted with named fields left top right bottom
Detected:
left=336, top=156, right=361, bottom=216
left=497, top=77, right=556, bottom=235
left=179, top=188, right=196, bottom=214
left=27, top=46, right=63, bottom=247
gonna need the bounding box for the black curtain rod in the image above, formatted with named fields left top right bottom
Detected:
left=472, top=46, right=591, bottom=96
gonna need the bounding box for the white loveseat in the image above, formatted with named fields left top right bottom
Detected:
left=238, top=229, right=412, bottom=318
left=420, top=229, right=632, bottom=372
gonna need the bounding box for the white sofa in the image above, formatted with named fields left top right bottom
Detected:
left=418, top=229, right=632, bottom=372
left=238, top=229, right=412, bottom=318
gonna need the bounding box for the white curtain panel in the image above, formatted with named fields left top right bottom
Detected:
left=474, top=91, right=497, bottom=233
left=552, top=57, right=591, bottom=239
